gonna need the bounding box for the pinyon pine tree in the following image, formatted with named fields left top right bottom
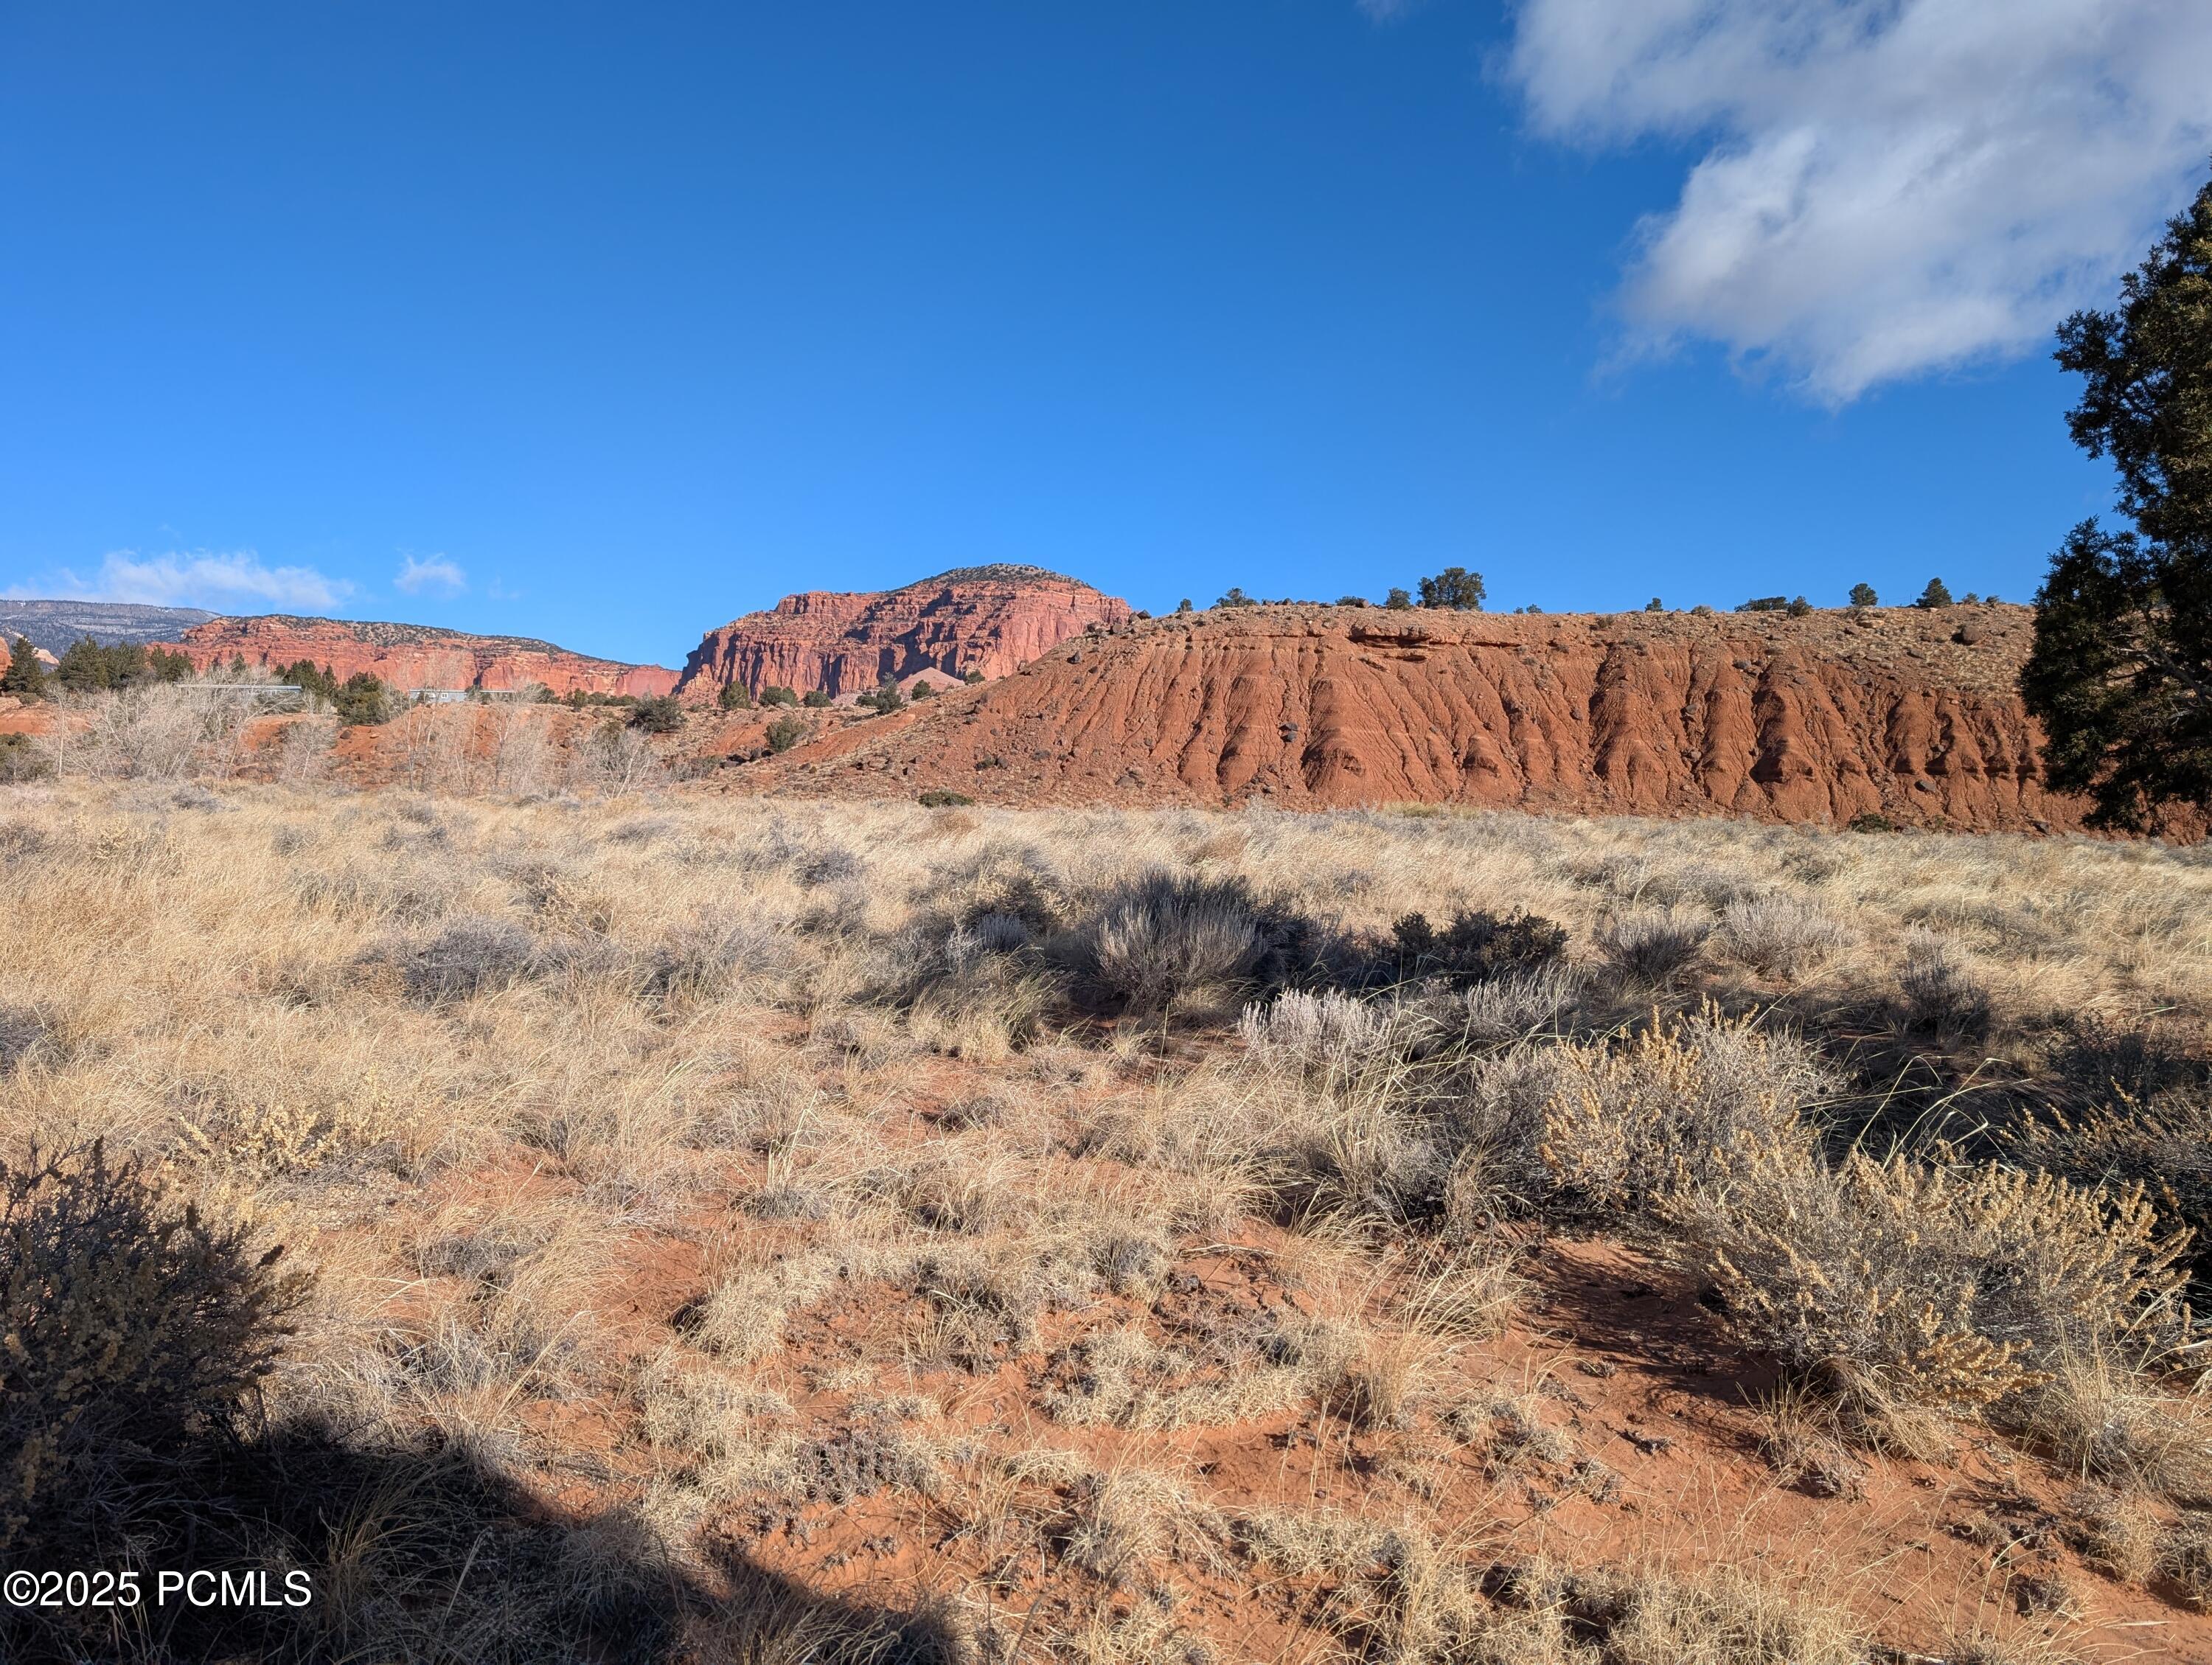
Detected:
left=2023, top=167, right=2212, bottom=827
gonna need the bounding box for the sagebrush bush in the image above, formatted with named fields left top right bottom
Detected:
left=1715, top=894, right=1851, bottom=979
left=1898, top=927, right=1993, bottom=1035
left=0, top=1144, right=309, bottom=1560
left=1596, top=907, right=1711, bottom=984
left=1239, top=988, right=1392, bottom=1080
left=384, top=915, right=540, bottom=1002
left=1672, top=1147, right=2194, bottom=1420
left=1061, top=871, right=1329, bottom=1015
left=2006, top=1085, right=2212, bottom=1288
left=1441, top=963, right=1581, bottom=1046
left=1535, top=1006, right=1832, bottom=1216
left=1377, top=908, right=1568, bottom=989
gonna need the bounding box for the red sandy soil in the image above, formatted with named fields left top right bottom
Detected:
left=161, top=615, right=680, bottom=697
left=401, top=1035, right=2212, bottom=1664
left=675, top=565, right=1133, bottom=703
left=699, top=601, right=2194, bottom=836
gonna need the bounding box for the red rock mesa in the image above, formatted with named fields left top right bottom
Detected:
left=676, top=565, right=1133, bottom=702
left=164, top=616, right=679, bottom=698
left=730, top=600, right=2142, bottom=834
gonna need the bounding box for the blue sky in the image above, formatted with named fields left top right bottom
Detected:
left=4, top=1, right=2208, bottom=667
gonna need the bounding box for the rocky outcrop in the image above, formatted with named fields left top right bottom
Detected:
left=729, top=601, right=2156, bottom=835
left=164, top=616, right=678, bottom=697
left=675, top=566, right=1134, bottom=702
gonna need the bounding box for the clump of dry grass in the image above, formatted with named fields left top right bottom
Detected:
left=1756, top=1386, right=1868, bottom=1500
left=1231, top=1533, right=1869, bottom=1665
left=2060, top=1484, right=2162, bottom=1585
left=2015, top=1349, right=2212, bottom=1498
left=1060, top=1461, right=1203, bottom=1586
left=695, top=1251, right=844, bottom=1365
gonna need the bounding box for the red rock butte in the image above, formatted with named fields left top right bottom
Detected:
left=164, top=616, right=679, bottom=698
left=725, top=599, right=2183, bottom=836
left=675, top=565, right=1133, bottom=701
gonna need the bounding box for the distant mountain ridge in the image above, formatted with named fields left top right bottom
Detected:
left=0, top=599, right=218, bottom=655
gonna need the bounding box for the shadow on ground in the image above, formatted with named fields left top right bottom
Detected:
left=1, top=1414, right=961, bottom=1665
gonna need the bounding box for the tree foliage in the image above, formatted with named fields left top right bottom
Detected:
left=2, top=638, right=47, bottom=701
left=53, top=637, right=192, bottom=691
left=2023, top=170, right=2212, bottom=828
left=1416, top=567, right=1484, bottom=610
left=330, top=673, right=392, bottom=728
left=1915, top=579, right=1953, bottom=609
left=277, top=660, right=341, bottom=702
left=627, top=694, right=684, bottom=733
left=1848, top=583, right=1878, bottom=608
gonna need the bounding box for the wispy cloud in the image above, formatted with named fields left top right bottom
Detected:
left=394, top=553, right=467, bottom=596
left=1503, top=0, right=2212, bottom=402
left=6, top=549, right=353, bottom=612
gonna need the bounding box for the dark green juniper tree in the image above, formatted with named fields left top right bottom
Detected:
left=2023, top=169, right=2212, bottom=828
left=1417, top=567, right=1485, bottom=610
left=2, top=637, right=47, bottom=700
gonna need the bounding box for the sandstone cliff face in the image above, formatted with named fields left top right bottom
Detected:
left=732, top=602, right=2127, bottom=833
left=675, top=566, right=1134, bottom=701
left=165, top=616, right=679, bottom=698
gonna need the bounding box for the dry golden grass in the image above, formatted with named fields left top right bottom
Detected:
left=6, top=774, right=2212, bottom=1662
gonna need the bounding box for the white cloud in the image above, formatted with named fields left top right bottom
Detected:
left=394, top=554, right=467, bottom=596
left=10, top=549, right=353, bottom=612
left=1503, top=0, right=2212, bottom=402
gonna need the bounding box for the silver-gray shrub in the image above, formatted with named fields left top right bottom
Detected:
left=1714, top=894, right=1851, bottom=979
left=1595, top=908, right=1711, bottom=985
